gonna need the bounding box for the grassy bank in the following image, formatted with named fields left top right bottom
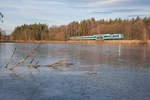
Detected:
left=0, top=40, right=150, bottom=44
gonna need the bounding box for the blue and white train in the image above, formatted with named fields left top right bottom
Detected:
left=70, top=34, right=124, bottom=40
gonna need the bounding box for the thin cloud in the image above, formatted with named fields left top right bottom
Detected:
left=29, top=0, right=64, bottom=6
left=76, top=0, right=126, bottom=8
left=0, top=0, right=64, bottom=10
left=87, top=0, right=122, bottom=7
left=74, top=0, right=150, bottom=8
left=91, top=11, right=112, bottom=14
left=91, top=8, right=150, bottom=14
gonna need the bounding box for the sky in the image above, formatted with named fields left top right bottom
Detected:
left=0, top=0, right=150, bottom=35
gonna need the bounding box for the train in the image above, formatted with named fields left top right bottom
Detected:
left=100, top=34, right=124, bottom=40
left=70, top=34, right=124, bottom=40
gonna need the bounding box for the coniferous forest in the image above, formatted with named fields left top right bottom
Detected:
left=1, top=17, right=150, bottom=41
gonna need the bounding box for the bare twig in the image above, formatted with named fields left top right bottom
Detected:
left=27, top=54, right=37, bottom=68
left=5, top=48, right=16, bottom=68
left=33, top=61, right=40, bottom=69
left=50, top=66, right=64, bottom=71
left=47, top=58, right=66, bottom=67
left=46, top=58, right=67, bottom=71
left=9, top=45, right=40, bottom=70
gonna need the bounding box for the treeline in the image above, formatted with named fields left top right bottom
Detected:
left=11, top=24, right=49, bottom=40
left=11, top=16, right=150, bottom=41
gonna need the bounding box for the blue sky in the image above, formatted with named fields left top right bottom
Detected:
left=0, top=0, right=150, bottom=34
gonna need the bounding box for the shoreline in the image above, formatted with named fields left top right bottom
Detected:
left=0, top=40, right=150, bottom=44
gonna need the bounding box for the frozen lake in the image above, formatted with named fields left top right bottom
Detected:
left=0, top=43, right=150, bottom=100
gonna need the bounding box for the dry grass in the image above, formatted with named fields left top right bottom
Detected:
left=1, top=40, right=150, bottom=44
